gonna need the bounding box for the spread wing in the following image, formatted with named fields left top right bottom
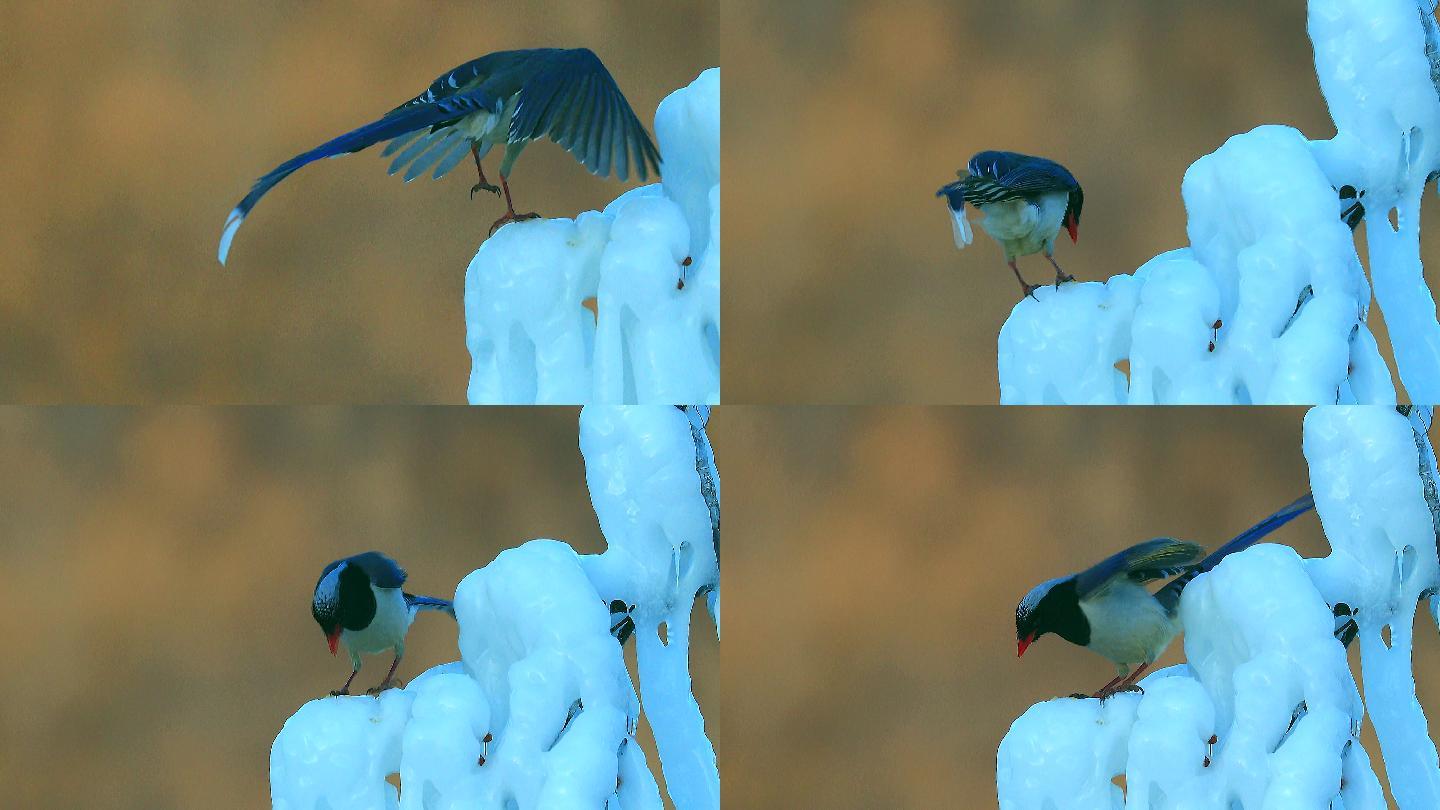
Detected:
left=507, top=48, right=661, bottom=182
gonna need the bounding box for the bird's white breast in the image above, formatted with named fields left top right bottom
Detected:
left=341, top=585, right=413, bottom=657
left=1078, top=581, right=1179, bottom=673
left=978, top=191, right=1068, bottom=259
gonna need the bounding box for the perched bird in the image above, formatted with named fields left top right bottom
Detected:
left=936, top=151, right=1084, bottom=299
left=1014, top=493, right=1315, bottom=698
left=219, top=48, right=662, bottom=264
left=311, top=551, right=455, bottom=696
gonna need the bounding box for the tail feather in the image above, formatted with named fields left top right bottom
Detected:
left=218, top=87, right=497, bottom=264
left=1155, top=493, right=1315, bottom=611
left=388, top=131, right=444, bottom=175
left=405, top=593, right=456, bottom=618
left=403, top=132, right=463, bottom=182
left=936, top=181, right=973, bottom=249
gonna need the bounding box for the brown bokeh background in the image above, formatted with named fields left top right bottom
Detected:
left=0, top=407, right=719, bottom=807
left=0, top=2, right=716, bottom=402
left=722, top=407, right=1440, bottom=807
left=724, top=0, right=1440, bottom=403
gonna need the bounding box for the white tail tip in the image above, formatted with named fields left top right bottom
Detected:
left=948, top=205, right=973, bottom=249
left=218, top=207, right=245, bottom=265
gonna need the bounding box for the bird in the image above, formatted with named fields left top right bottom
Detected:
left=1014, top=493, right=1315, bottom=699
left=311, top=551, right=455, bottom=696
left=219, top=48, right=662, bottom=264
left=935, top=151, right=1084, bottom=299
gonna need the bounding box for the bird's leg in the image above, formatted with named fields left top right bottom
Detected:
left=1045, top=254, right=1075, bottom=287
left=1009, top=260, right=1041, bottom=300
left=470, top=145, right=500, bottom=199
left=331, top=668, right=360, bottom=697
left=1086, top=672, right=1127, bottom=700
left=365, top=654, right=404, bottom=695
left=487, top=174, right=542, bottom=236
left=1109, top=662, right=1151, bottom=695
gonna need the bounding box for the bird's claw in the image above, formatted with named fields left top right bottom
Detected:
left=470, top=182, right=501, bottom=200
left=487, top=211, right=543, bottom=237
left=1022, top=284, right=1042, bottom=301
left=330, top=689, right=350, bottom=697
left=365, top=678, right=404, bottom=696
left=1053, top=272, right=1075, bottom=288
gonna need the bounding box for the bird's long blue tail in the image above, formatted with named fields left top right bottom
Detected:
left=1155, top=492, right=1316, bottom=610
left=405, top=593, right=456, bottom=618
left=218, top=88, right=497, bottom=264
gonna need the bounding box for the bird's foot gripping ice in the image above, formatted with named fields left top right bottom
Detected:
left=488, top=209, right=543, bottom=236
left=1046, top=256, right=1075, bottom=288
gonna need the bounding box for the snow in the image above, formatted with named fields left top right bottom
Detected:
left=997, top=0, right=1440, bottom=404
left=997, top=406, right=1440, bottom=808
left=465, top=69, right=720, bottom=405
left=271, top=406, right=718, bottom=810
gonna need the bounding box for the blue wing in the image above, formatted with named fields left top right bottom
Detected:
left=507, top=48, right=661, bottom=183
left=326, top=551, right=408, bottom=589
left=1073, top=537, right=1205, bottom=598
left=219, top=88, right=498, bottom=264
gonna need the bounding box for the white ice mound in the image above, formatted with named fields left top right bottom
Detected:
left=465, top=68, right=720, bottom=405
left=997, top=405, right=1440, bottom=808
left=272, top=405, right=718, bottom=810
left=999, top=0, right=1440, bottom=404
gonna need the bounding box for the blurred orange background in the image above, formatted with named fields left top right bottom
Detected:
left=724, top=0, right=1440, bottom=403
left=0, top=407, right=719, bottom=807
left=0, top=2, right=716, bottom=402
left=721, top=407, right=1440, bottom=807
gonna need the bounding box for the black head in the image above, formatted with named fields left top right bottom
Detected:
left=312, top=558, right=379, bottom=655
left=1015, top=576, right=1088, bottom=657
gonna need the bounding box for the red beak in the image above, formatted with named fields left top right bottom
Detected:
left=1017, top=633, right=1035, bottom=658
left=327, top=628, right=341, bottom=656
left=1065, top=217, right=1079, bottom=244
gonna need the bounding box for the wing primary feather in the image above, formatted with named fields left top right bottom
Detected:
left=582, top=78, right=609, bottom=172
left=595, top=91, right=618, bottom=179
left=614, top=92, right=631, bottom=182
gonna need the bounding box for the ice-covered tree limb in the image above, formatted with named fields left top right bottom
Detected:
left=997, top=407, right=1440, bottom=808
left=999, top=0, right=1440, bottom=404
left=579, top=406, right=720, bottom=810
left=465, top=69, right=720, bottom=405
left=270, top=406, right=718, bottom=809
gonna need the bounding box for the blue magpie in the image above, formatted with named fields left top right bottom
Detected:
left=936, top=151, right=1084, bottom=299
left=220, top=48, right=662, bottom=264
left=1014, top=493, right=1315, bottom=698
left=312, top=551, right=454, bottom=696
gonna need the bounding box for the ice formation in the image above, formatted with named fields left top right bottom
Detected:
left=271, top=406, right=719, bottom=810
left=997, top=0, right=1440, bottom=404
left=997, top=406, right=1440, bottom=808
left=465, top=69, right=720, bottom=405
